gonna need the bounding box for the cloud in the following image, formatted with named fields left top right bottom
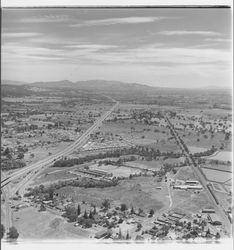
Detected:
left=3, top=32, right=41, bottom=38
left=204, top=38, right=231, bottom=42
left=20, top=14, right=69, bottom=23
left=159, top=30, right=221, bottom=36
left=72, top=16, right=165, bottom=27
left=64, top=44, right=119, bottom=50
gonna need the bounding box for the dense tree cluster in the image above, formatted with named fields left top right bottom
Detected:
left=25, top=177, right=119, bottom=198
left=192, top=146, right=217, bottom=158
left=52, top=146, right=183, bottom=168
left=1, top=224, right=5, bottom=239
left=7, top=227, right=19, bottom=240
left=1, top=159, right=26, bottom=170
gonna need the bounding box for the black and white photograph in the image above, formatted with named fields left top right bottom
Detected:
left=1, top=1, right=233, bottom=249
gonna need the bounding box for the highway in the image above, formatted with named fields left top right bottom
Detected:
left=1, top=99, right=118, bottom=237
left=1, top=101, right=119, bottom=189
left=1, top=172, right=12, bottom=234
left=164, top=113, right=231, bottom=236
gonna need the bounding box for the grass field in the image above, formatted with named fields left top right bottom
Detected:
left=13, top=206, right=91, bottom=239
left=89, top=163, right=142, bottom=177
left=204, top=151, right=232, bottom=162
left=56, top=176, right=169, bottom=213
left=32, top=170, right=78, bottom=186
left=201, top=168, right=231, bottom=183
left=170, top=189, right=213, bottom=215
left=175, top=127, right=231, bottom=152
left=101, top=120, right=181, bottom=153
left=174, top=166, right=198, bottom=181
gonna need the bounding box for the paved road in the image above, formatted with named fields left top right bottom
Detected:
left=1, top=172, right=12, bottom=234
left=1, top=99, right=118, bottom=237
left=164, top=113, right=231, bottom=236
left=1, top=101, right=119, bottom=189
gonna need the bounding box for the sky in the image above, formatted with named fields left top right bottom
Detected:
left=2, top=8, right=232, bottom=88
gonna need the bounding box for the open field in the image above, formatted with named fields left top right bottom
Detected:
left=174, top=166, right=198, bottom=181
left=170, top=188, right=217, bottom=215
left=188, top=146, right=208, bottom=154
left=32, top=170, right=79, bottom=186
left=212, top=183, right=228, bottom=193
left=201, top=163, right=232, bottom=173
left=101, top=120, right=181, bottom=153
left=201, top=168, right=231, bottom=183
left=13, top=206, right=92, bottom=239
left=177, top=130, right=231, bottom=152
left=56, top=177, right=170, bottom=212
left=203, top=151, right=232, bottom=162
left=89, top=164, right=142, bottom=177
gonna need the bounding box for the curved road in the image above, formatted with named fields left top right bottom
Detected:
left=1, top=101, right=119, bottom=188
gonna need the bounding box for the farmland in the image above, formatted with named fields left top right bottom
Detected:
left=1, top=82, right=232, bottom=241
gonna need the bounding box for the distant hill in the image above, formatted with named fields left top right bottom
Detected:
left=1, top=79, right=30, bottom=86
left=2, top=79, right=231, bottom=108
left=32, top=79, right=154, bottom=92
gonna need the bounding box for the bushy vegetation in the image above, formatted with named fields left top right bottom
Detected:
left=7, top=227, right=19, bottom=240
left=1, top=224, right=5, bottom=239
left=1, top=159, right=26, bottom=170
left=52, top=146, right=183, bottom=168
left=24, top=177, right=119, bottom=198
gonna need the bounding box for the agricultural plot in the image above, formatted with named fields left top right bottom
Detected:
left=212, top=183, right=228, bottom=193
left=201, top=168, right=232, bottom=183
left=204, top=151, right=232, bottom=162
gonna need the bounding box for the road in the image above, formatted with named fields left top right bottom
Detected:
left=1, top=101, right=119, bottom=189
left=164, top=113, right=231, bottom=236
left=1, top=99, right=118, bottom=238
left=1, top=172, right=12, bottom=234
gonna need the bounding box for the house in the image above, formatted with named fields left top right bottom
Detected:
left=207, top=213, right=222, bottom=225
left=94, top=229, right=112, bottom=239
left=185, top=180, right=200, bottom=185
left=202, top=208, right=215, bottom=214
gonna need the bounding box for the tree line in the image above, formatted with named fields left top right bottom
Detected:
left=52, top=146, right=183, bottom=168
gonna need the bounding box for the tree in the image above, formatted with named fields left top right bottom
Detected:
left=137, top=223, right=142, bottom=231
left=126, top=231, right=130, bottom=240
left=17, top=153, right=24, bottom=159
left=138, top=208, right=143, bottom=215
left=120, top=203, right=127, bottom=211
left=102, top=199, right=110, bottom=210
left=216, top=232, right=221, bottom=239
left=3, top=148, right=10, bottom=156
left=89, top=210, right=93, bottom=219
left=93, top=206, right=97, bottom=215
left=39, top=203, right=46, bottom=212
left=149, top=209, right=154, bottom=217
left=77, top=204, right=81, bottom=216
left=172, top=168, right=177, bottom=174
left=7, top=227, right=19, bottom=239
left=1, top=224, right=5, bottom=239
left=118, top=228, right=122, bottom=239
left=64, top=206, right=77, bottom=222
left=83, top=210, right=88, bottom=219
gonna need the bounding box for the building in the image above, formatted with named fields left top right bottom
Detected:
left=202, top=208, right=215, bottom=214
left=94, top=229, right=112, bottom=239
left=185, top=180, right=200, bottom=185
left=208, top=213, right=222, bottom=225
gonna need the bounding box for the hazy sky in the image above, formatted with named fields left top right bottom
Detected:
left=2, top=8, right=232, bottom=88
